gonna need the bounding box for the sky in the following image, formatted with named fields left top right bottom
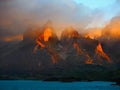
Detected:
left=0, top=0, right=120, bottom=40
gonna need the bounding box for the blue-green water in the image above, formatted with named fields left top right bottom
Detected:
left=0, top=80, right=120, bottom=90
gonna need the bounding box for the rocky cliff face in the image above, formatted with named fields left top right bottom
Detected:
left=0, top=22, right=119, bottom=78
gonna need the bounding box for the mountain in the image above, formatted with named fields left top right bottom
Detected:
left=0, top=22, right=120, bottom=81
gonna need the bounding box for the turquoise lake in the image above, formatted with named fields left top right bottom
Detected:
left=0, top=80, right=120, bottom=90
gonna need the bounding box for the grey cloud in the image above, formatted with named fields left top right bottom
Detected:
left=0, top=0, right=120, bottom=37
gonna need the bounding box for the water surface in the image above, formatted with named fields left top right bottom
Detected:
left=0, top=80, right=120, bottom=90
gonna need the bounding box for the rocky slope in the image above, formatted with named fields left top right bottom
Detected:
left=0, top=23, right=120, bottom=81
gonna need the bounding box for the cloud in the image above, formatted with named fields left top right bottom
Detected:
left=0, top=34, right=23, bottom=42
left=102, top=16, right=120, bottom=39
left=0, top=0, right=120, bottom=38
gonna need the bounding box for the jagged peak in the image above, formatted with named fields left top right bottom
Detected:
left=61, top=26, right=80, bottom=40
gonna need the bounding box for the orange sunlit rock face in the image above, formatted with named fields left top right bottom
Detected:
left=73, top=42, right=82, bottom=54
left=85, top=54, right=93, bottom=64
left=43, top=28, right=52, bottom=42
left=73, top=41, right=93, bottom=64
left=34, top=40, right=60, bottom=64
left=33, top=27, right=60, bottom=64
left=33, top=27, right=53, bottom=52
left=95, top=43, right=111, bottom=63
left=85, top=59, right=93, bottom=64
left=1, top=34, right=23, bottom=42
